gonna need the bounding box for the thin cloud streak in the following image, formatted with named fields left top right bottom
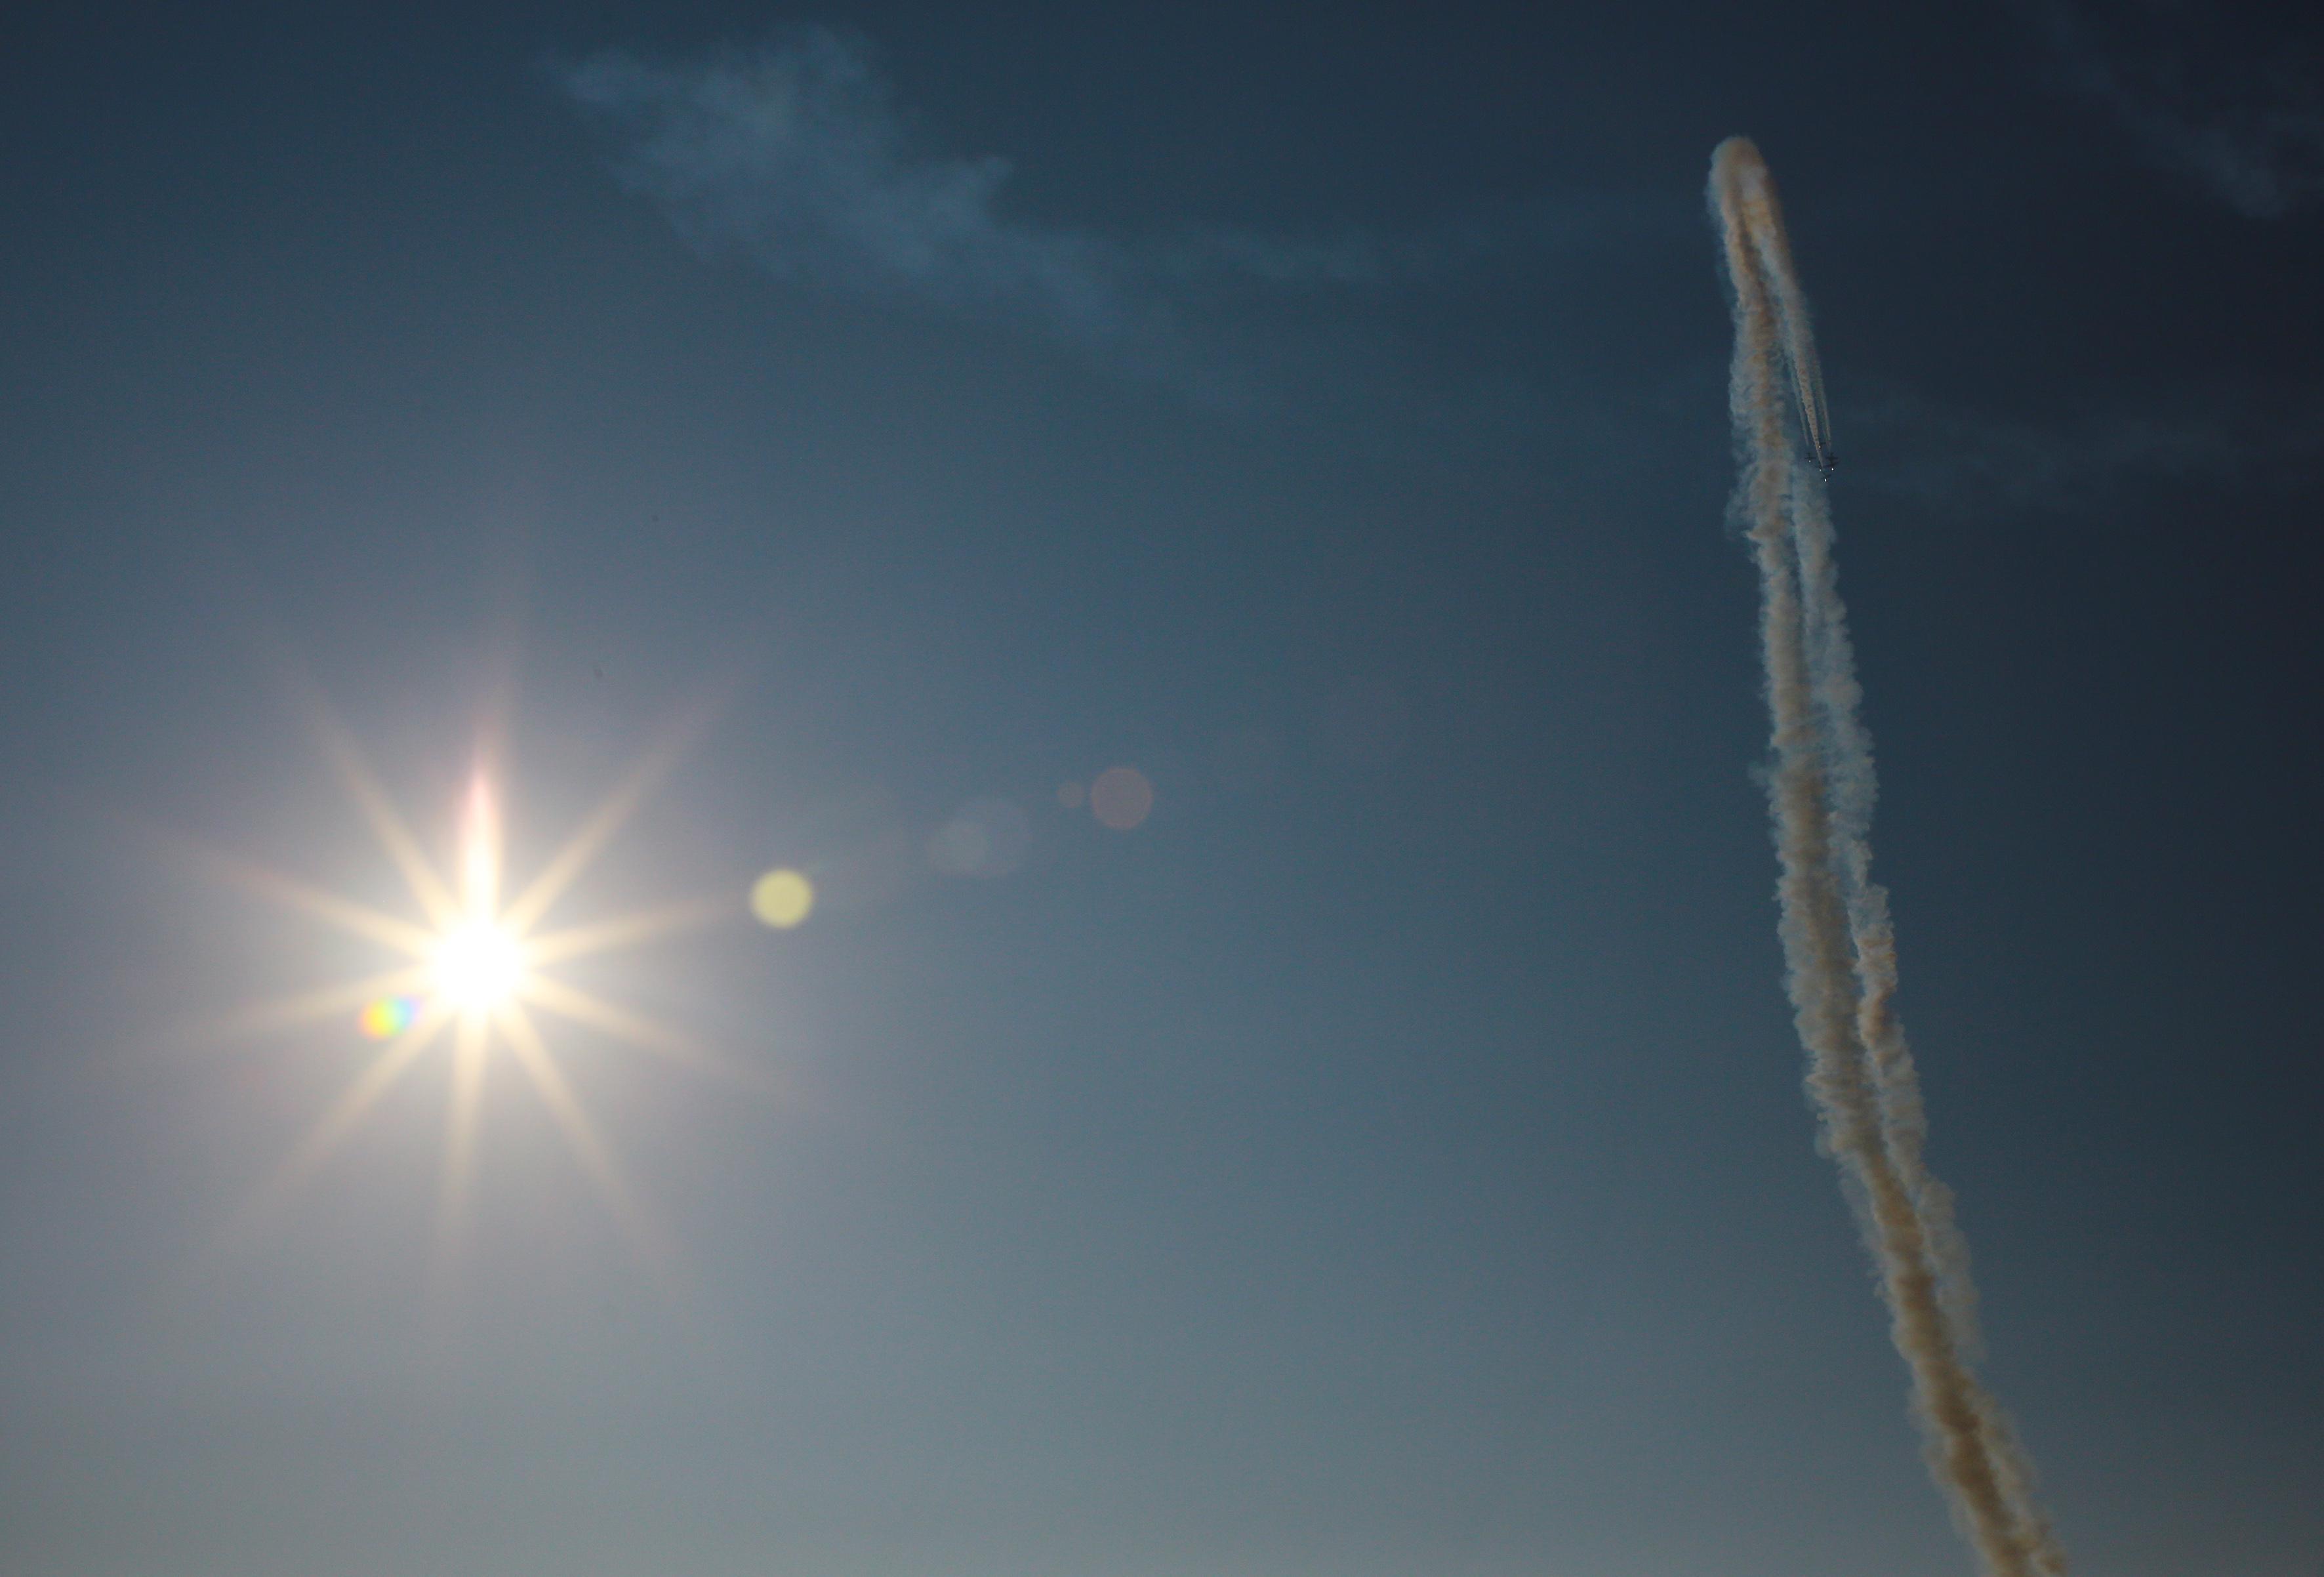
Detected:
left=2032, top=2, right=2324, bottom=218
left=1841, top=380, right=2324, bottom=515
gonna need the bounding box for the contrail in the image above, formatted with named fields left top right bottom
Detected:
left=1709, top=137, right=2066, bottom=1577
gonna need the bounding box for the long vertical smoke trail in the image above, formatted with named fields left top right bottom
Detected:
left=1709, top=137, right=2066, bottom=1577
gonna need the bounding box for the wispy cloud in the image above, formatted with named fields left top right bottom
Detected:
left=556, top=28, right=1674, bottom=406
left=1839, top=378, right=2324, bottom=514
left=561, top=31, right=1150, bottom=342
left=2031, top=2, right=2324, bottom=218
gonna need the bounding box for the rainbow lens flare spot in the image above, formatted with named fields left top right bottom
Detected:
left=358, top=995, right=419, bottom=1040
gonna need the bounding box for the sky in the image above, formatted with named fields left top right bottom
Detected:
left=1, top=3, right=2318, bottom=1574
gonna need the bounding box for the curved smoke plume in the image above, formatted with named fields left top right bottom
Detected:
left=1710, top=136, right=2066, bottom=1577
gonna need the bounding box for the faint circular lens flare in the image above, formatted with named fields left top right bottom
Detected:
left=432, top=920, right=527, bottom=1012
left=928, top=798, right=1031, bottom=879
left=1090, top=766, right=1154, bottom=831
left=750, top=868, right=815, bottom=929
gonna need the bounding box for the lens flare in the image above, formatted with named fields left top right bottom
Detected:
left=357, top=995, right=418, bottom=1040
left=1090, top=766, right=1153, bottom=830
left=749, top=868, right=815, bottom=928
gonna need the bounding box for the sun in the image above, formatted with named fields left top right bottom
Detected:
left=432, top=920, right=527, bottom=1014
left=196, top=691, right=746, bottom=1288
left=425, top=780, right=531, bottom=1016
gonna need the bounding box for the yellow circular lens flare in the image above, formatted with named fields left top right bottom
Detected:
left=750, top=868, right=815, bottom=929
left=432, top=921, right=526, bottom=1012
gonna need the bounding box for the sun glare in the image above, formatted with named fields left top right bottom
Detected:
left=431, top=920, right=527, bottom=1014
left=202, top=697, right=743, bottom=1290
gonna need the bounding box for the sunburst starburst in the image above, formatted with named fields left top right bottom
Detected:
left=201, top=696, right=744, bottom=1292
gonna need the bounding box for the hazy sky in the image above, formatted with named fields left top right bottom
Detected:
left=3, top=3, right=2318, bottom=1574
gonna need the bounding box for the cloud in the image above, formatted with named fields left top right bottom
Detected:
left=556, top=28, right=1677, bottom=407
left=1839, top=379, right=2324, bottom=514
left=558, top=28, right=1407, bottom=399
left=2032, top=3, right=2324, bottom=218
left=561, top=31, right=1145, bottom=340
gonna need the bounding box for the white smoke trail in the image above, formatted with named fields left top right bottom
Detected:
left=1710, top=137, right=2066, bottom=1577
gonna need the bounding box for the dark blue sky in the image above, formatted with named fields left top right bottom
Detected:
left=3, top=3, right=2317, bottom=1574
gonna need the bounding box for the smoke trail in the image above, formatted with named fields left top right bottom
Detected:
left=1709, top=137, right=2066, bottom=1577
left=1717, top=148, right=1834, bottom=472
